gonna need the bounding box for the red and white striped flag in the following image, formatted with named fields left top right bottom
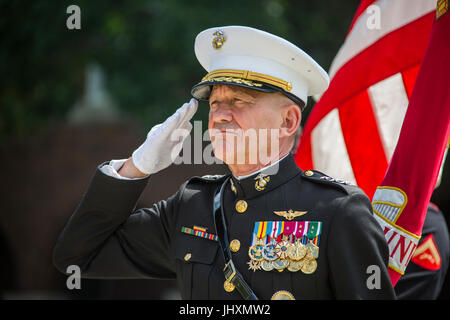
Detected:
left=295, top=0, right=436, bottom=199
left=294, top=0, right=450, bottom=286
left=372, top=1, right=450, bottom=285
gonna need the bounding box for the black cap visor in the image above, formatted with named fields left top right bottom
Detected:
left=191, top=79, right=305, bottom=110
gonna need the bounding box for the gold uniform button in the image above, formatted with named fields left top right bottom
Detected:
left=230, top=239, right=241, bottom=252
left=224, top=281, right=235, bottom=292
left=271, top=290, right=295, bottom=300
left=304, top=170, right=314, bottom=177
left=184, top=253, right=192, bottom=261
left=235, top=200, right=248, bottom=213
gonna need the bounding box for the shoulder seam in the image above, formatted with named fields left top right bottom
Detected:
left=188, top=174, right=229, bottom=183
left=301, top=170, right=356, bottom=195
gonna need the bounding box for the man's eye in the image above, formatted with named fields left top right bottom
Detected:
left=210, top=101, right=219, bottom=109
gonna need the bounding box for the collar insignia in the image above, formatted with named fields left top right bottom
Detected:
left=230, top=179, right=237, bottom=195
left=254, top=173, right=270, bottom=191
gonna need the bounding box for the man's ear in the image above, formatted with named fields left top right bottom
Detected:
left=280, top=104, right=301, bottom=138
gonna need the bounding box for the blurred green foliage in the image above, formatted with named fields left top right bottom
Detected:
left=0, top=0, right=359, bottom=140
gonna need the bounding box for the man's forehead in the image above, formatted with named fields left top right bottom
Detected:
left=210, top=85, right=259, bottom=99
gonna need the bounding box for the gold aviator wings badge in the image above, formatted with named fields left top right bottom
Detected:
left=274, top=209, right=307, bottom=221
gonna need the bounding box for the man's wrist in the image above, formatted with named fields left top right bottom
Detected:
left=118, top=157, right=149, bottom=179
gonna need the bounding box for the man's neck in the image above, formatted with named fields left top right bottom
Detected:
left=228, top=151, right=290, bottom=179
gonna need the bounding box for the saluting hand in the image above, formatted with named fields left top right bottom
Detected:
left=119, top=98, right=198, bottom=178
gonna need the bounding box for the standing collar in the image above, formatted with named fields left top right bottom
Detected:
left=233, top=153, right=290, bottom=180
left=229, top=153, right=301, bottom=199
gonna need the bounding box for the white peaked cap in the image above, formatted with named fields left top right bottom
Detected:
left=191, top=26, right=330, bottom=109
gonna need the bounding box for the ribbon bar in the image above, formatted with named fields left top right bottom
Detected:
left=181, top=226, right=218, bottom=241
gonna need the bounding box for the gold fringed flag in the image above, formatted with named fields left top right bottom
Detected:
left=372, top=2, right=450, bottom=285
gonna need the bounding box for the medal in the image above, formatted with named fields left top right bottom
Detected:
left=274, top=239, right=291, bottom=260
left=262, top=239, right=278, bottom=261
left=261, top=260, right=274, bottom=272
left=287, top=240, right=307, bottom=261
left=273, top=259, right=289, bottom=271
left=304, top=247, right=314, bottom=261
left=305, top=241, right=319, bottom=259
left=287, top=260, right=303, bottom=272
left=248, top=240, right=264, bottom=262
left=301, top=258, right=317, bottom=274
left=247, top=259, right=262, bottom=272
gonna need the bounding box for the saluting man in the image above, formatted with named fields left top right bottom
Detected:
left=53, top=26, right=396, bottom=300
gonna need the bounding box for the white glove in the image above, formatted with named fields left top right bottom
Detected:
left=132, top=98, right=198, bottom=175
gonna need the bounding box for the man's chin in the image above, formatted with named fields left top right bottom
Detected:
left=212, top=150, right=235, bottom=165
left=212, top=147, right=256, bottom=166
left=212, top=146, right=240, bottom=165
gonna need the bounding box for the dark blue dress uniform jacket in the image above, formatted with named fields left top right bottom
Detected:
left=395, top=204, right=450, bottom=299
left=53, top=154, right=396, bottom=299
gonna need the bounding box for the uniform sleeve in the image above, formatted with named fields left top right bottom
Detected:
left=53, top=163, right=183, bottom=279
left=327, top=192, right=396, bottom=299
left=100, top=159, right=148, bottom=181
left=394, top=206, right=450, bottom=299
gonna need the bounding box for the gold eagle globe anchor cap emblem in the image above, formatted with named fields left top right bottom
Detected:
left=212, top=30, right=226, bottom=49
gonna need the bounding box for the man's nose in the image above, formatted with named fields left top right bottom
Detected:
left=210, top=104, right=233, bottom=124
